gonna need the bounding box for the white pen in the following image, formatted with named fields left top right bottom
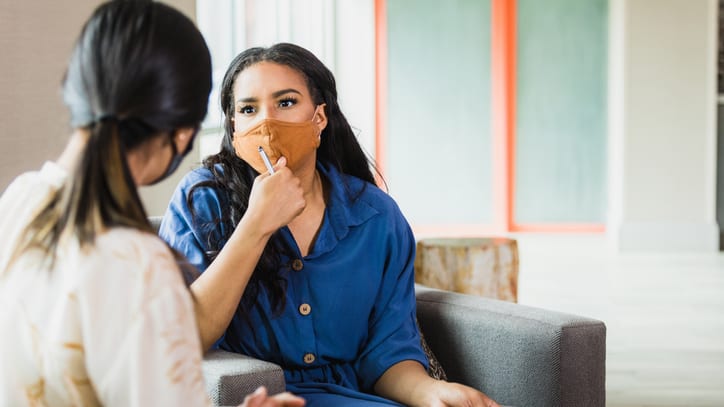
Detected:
left=258, top=146, right=275, bottom=174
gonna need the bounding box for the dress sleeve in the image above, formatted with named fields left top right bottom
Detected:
left=354, top=208, right=429, bottom=391
left=158, top=169, right=227, bottom=273
left=79, top=233, right=211, bottom=407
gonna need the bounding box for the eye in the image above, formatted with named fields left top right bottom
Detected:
left=237, top=105, right=256, bottom=115
left=278, top=97, right=297, bottom=108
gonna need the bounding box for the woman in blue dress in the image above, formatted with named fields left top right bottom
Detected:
left=159, top=43, right=499, bottom=407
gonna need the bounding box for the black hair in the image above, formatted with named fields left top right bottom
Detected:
left=191, top=43, right=377, bottom=314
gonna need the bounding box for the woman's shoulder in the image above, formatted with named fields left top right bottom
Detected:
left=325, top=165, right=406, bottom=224
left=339, top=171, right=401, bottom=214
left=0, top=163, right=69, bottom=270
left=178, top=165, right=217, bottom=188
left=174, top=164, right=231, bottom=198
left=1, top=162, right=67, bottom=204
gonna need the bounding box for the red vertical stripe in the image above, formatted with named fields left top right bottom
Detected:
left=374, top=0, right=388, bottom=186
left=491, top=0, right=516, bottom=233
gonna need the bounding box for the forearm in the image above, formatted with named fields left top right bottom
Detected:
left=373, top=360, right=436, bottom=407
left=190, top=215, right=271, bottom=350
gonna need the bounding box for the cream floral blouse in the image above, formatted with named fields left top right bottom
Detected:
left=0, top=162, right=211, bottom=406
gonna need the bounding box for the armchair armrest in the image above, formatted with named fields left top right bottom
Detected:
left=415, top=284, right=606, bottom=407
left=202, top=350, right=286, bottom=406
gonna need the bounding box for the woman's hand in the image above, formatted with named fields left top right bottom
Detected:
left=375, top=361, right=500, bottom=407
left=244, top=156, right=306, bottom=237
left=239, top=386, right=305, bottom=407
left=424, top=380, right=500, bottom=407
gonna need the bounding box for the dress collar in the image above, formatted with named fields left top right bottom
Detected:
left=293, top=162, right=379, bottom=259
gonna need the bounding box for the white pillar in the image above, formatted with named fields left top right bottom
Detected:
left=608, top=0, right=720, bottom=251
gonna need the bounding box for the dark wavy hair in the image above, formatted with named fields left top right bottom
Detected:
left=10, top=0, right=211, bottom=275
left=191, top=43, right=376, bottom=314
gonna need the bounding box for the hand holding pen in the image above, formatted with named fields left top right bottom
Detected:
left=244, top=148, right=305, bottom=235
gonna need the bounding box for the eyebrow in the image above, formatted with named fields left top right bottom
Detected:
left=236, top=88, right=303, bottom=104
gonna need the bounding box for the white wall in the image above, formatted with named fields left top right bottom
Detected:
left=333, top=1, right=376, bottom=157
left=608, top=0, right=719, bottom=251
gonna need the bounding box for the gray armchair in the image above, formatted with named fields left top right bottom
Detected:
left=149, top=217, right=606, bottom=406
left=414, top=285, right=605, bottom=407
left=200, top=286, right=605, bottom=407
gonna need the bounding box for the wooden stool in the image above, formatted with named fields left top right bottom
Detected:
left=414, top=238, right=519, bottom=302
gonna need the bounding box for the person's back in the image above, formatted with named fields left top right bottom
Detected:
left=0, top=1, right=212, bottom=403
left=0, top=165, right=207, bottom=406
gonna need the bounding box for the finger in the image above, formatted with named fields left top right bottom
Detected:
left=241, top=386, right=268, bottom=407
left=480, top=394, right=500, bottom=407
left=273, top=156, right=287, bottom=171
left=270, top=392, right=306, bottom=406
left=479, top=390, right=500, bottom=407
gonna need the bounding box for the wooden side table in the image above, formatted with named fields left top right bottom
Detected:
left=414, top=238, right=519, bottom=303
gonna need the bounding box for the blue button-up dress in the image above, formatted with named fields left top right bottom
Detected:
left=159, top=162, right=428, bottom=406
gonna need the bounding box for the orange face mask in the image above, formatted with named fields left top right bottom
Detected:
left=232, top=105, right=324, bottom=174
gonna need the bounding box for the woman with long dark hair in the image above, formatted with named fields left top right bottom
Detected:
left=0, top=2, right=303, bottom=406
left=160, top=43, right=499, bottom=407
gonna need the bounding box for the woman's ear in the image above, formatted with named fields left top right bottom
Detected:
left=314, top=104, right=328, bottom=134
left=173, top=127, right=196, bottom=152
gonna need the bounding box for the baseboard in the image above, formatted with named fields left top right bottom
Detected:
left=616, top=221, right=720, bottom=251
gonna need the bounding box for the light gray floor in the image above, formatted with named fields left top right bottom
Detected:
left=513, top=234, right=724, bottom=407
